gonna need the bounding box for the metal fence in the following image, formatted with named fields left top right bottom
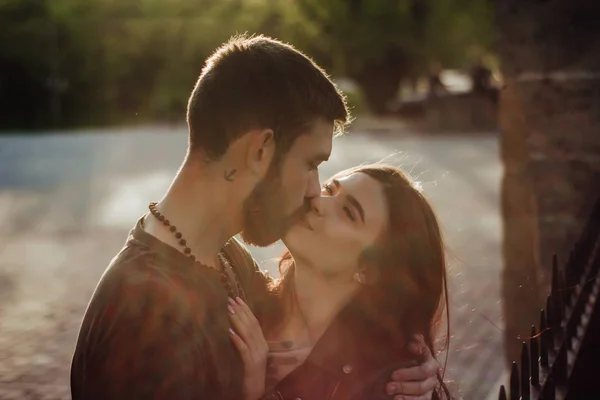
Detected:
left=499, top=196, right=600, bottom=399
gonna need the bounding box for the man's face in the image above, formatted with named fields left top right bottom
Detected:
left=240, top=119, right=334, bottom=247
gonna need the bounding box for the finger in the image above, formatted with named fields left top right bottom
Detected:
left=234, top=297, right=265, bottom=345
left=235, top=297, right=261, bottom=328
left=230, top=297, right=268, bottom=361
left=230, top=297, right=255, bottom=329
left=387, top=375, right=438, bottom=396
left=229, top=306, right=268, bottom=369
left=229, top=310, right=254, bottom=346
left=229, top=312, right=266, bottom=363
left=229, top=328, right=250, bottom=360
left=229, top=305, right=254, bottom=345
left=391, top=358, right=440, bottom=382
left=229, top=297, right=254, bottom=327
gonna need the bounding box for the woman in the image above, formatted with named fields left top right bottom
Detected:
left=229, top=164, right=451, bottom=400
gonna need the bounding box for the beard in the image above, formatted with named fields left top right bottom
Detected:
left=240, top=166, right=310, bottom=247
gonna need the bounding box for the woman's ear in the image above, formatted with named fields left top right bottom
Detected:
left=360, top=266, right=380, bottom=285
left=358, top=248, right=382, bottom=285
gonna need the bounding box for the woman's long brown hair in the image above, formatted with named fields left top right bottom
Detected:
left=264, top=164, right=452, bottom=399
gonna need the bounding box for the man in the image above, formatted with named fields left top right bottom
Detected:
left=71, top=35, right=440, bottom=399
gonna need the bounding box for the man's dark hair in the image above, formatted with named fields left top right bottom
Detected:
left=186, top=34, right=350, bottom=160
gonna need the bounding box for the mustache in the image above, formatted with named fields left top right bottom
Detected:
left=249, top=196, right=310, bottom=223
left=288, top=199, right=312, bottom=222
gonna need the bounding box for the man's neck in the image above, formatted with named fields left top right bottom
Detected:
left=291, top=262, right=358, bottom=343
left=145, top=160, right=244, bottom=267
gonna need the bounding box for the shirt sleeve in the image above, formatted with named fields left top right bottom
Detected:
left=75, top=275, right=209, bottom=399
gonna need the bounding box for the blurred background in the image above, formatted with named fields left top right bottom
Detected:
left=0, top=0, right=497, bottom=129
left=2, top=0, right=599, bottom=399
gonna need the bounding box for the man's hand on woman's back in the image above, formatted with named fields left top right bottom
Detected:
left=385, top=334, right=441, bottom=399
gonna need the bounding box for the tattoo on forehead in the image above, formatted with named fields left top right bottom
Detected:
left=224, top=169, right=237, bottom=182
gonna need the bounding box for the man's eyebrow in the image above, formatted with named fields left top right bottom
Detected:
left=332, top=179, right=365, bottom=224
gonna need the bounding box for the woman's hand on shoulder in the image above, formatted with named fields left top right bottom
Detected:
left=228, top=297, right=269, bottom=400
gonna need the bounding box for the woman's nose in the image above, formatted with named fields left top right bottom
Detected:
left=310, top=195, right=325, bottom=217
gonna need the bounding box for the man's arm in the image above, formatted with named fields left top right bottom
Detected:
left=73, top=278, right=207, bottom=399
left=92, top=319, right=203, bottom=399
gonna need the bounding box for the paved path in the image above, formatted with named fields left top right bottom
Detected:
left=0, top=125, right=506, bottom=399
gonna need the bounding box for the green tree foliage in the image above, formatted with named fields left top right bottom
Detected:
left=278, top=0, right=495, bottom=114
left=0, top=0, right=494, bottom=129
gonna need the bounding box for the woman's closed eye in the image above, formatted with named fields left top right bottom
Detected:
left=322, top=183, right=355, bottom=221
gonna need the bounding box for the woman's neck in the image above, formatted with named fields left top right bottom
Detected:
left=290, top=262, right=358, bottom=344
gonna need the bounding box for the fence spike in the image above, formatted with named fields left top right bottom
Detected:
left=571, top=238, right=585, bottom=280
left=565, top=267, right=576, bottom=295
left=540, top=309, right=549, bottom=367
left=553, top=344, right=569, bottom=386
left=592, top=249, right=600, bottom=275
left=552, top=254, right=564, bottom=323
left=510, top=361, right=519, bottom=400
left=567, top=249, right=575, bottom=273
left=567, top=277, right=588, bottom=343
left=552, top=254, right=559, bottom=287
left=542, top=376, right=556, bottom=400
left=498, top=385, right=507, bottom=400
left=520, top=342, right=530, bottom=399
left=530, top=325, right=540, bottom=386
left=546, top=295, right=558, bottom=344
left=565, top=329, right=573, bottom=351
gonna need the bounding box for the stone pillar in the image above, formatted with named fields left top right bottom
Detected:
left=495, top=0, right=600, bottom=366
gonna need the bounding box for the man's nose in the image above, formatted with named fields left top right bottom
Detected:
left=304, top=171, right=322, bottom=199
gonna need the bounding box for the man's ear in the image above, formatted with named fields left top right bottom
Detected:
left=246, top=128, right=275, bottom=176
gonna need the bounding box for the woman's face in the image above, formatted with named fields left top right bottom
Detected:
left=283, top=172, right=389, bottom=279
